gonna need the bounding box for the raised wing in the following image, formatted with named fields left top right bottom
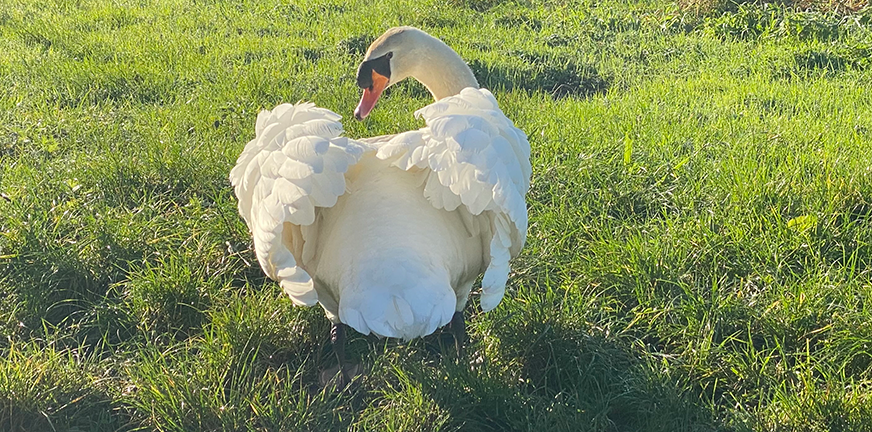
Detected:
left=229, top=102, right=365, bottom=306
left=375, top=87, right=531, bottom=311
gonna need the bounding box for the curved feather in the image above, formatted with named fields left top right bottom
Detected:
left=375, top=87, right=531, bottom=311
left=230, top=102, right=365, bottom=306
left=232, top=87, right=529, bottom=339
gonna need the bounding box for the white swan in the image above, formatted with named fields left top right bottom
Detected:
left=230, top=26, right=530, bottom=377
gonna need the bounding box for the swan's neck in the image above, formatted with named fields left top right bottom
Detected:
left=409, top=37, right=479, bottom=100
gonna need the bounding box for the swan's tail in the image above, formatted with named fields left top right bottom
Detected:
left=337, top=260, right=456, bottom=340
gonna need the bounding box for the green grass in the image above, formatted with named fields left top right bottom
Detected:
left=1, top=0, right=871, bottom=430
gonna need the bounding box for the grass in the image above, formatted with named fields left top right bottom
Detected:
left=1, top=0, right=871, bottom=430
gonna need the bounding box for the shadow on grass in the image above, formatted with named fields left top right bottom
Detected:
left=793, top=46, right=871, bottom=74
left=355, top=313, right=721, bottom=431
left=0, top=344, right=131, bottom=432
left=0, top=181, right=256, bottom=350
left=487, top=319, right=716, bottom=431
left=2, top=245, right=139, bottom=350
left=0, top=393, right=128, bottom=432
left=469, top=58, right=609, bottom=100
left=680, top=0, right=868, bottom=17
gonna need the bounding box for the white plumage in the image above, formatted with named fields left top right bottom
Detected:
left=230, top=27, right=530, bottom=341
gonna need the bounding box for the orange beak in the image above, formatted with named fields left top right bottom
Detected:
left=354, top=71, right=388, bottom=120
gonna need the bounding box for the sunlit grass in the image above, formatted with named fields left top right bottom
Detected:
left=1, top=0, right=871, bottom=430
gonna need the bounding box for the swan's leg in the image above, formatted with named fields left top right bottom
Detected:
left=449, top=311, right=466, bottom=356
left=330, top=323, right=351, bottom=387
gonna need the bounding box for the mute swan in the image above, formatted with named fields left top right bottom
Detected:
left=230, top=26, right=530, bottom=383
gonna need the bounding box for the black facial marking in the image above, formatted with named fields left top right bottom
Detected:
left=356, top=52, right=392, bottom=89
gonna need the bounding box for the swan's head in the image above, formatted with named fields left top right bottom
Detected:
left=354, top=26, right=423, bottom=120
left=353, top=26, right=479, bottom=120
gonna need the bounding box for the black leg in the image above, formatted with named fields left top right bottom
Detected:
left=330, top=323, right=351, bottom=387
left=449, top=311, right=466, bottom=356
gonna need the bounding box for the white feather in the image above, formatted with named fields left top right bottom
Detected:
left=230, top=102, right=364, bottom=306
left=230, top=87, right=529, bottom=340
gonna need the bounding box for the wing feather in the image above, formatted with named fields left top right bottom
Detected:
left=230, top=102, right=365, bottom=306
left=375, top=87, right=530, bottom=311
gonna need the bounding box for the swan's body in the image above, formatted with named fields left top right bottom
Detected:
left=230, top=27, right=530, bottom=342
left=314, top=155, right=482, bottom=339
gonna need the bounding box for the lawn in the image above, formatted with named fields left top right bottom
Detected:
left=1, top=0, right=872, bottom=430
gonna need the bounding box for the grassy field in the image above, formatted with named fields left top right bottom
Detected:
left=1, top=0, right=872, bottom=430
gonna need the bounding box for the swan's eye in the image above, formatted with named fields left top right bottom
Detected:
left=357, top=53, right=392, bottom=89
left=387, top=52, right=393, bottom=59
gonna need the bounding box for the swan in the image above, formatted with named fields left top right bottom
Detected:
left=229, top=26, right=530, bottom=382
